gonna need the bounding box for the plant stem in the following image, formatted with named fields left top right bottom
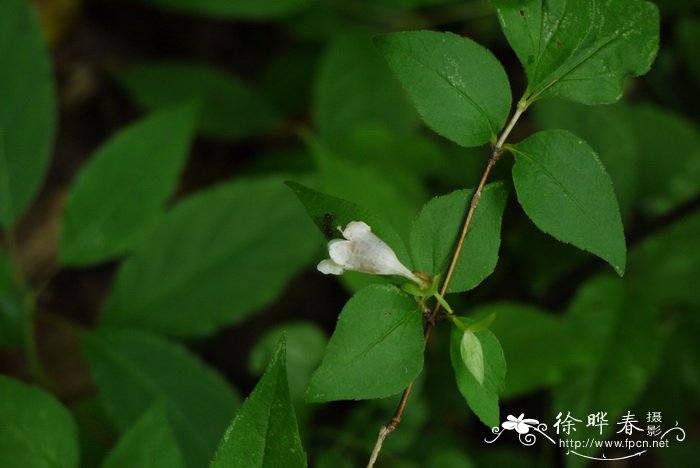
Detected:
left=367, top=102, right=527, bottom=467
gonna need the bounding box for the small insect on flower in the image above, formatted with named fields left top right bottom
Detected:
left=317, top=220, right=428, bottom=287
left=322, top=213, right=336, bottom=239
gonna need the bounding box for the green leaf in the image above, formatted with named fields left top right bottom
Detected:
left=532, top=100, right=637, bottom=215
left=375, top=30, right=512, bottom=147
left=249, top=322, right=327, bottom=402
left=410, top=183, right=508, bottom=293
left=61, top=105, right=196, bottom=266
left=117, top=62, right=277, bottom=139
left=308, top=134, right=420, bottom=243
left=449, top=319, right=505, bottom=428
left=138, top=0, right=311, bottom=19
left=485, top=302, right=573, bottom=398
left=491, top=0, right=660, bottom=104
left=460, top=331, right=484, bottom=384
left=554, top=275, right=662, bottom=465
left=82, top=329, right=240, bottom=468
left=623, top=104, right=700, bottom=215
left=100, top=177, right=317, bottom=337
left=212, top=340, right=306, bottom=468
left=627, top=210, right=700, bottom=308
left=286, top=181, right=410, bottom=265
left=0, top=0, right=56, bottom=227
left=0, top=375, right=78, bottom=468
left=306, top=284, right=424, bottom=401
left=102, top=402, right=185, bottom=468
left=0, top=248, right=25, bottom=348
left=510, top=129, right=626, bottom=275
left=314, top=32, right=416, bottom=147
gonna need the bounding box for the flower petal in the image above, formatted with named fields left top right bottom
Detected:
left=342, top=221, right=371, bottom=240
left=328, top=239, right=352, bottom=266
left=317, top=259, right=344, bottom=275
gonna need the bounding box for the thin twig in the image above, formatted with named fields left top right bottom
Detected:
left=367, top=104, right=526, bottom=467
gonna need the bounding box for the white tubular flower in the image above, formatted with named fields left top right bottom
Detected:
left=317, top=221, right=426, bottom=286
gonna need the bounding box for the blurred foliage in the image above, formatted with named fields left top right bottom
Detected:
left=0, top=0, right=698, bottom=467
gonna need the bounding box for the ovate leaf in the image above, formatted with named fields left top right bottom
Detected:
left=100, top=177, right=317, bottom=337
left=306, top=284, right=424, bottom=401
left=0, top=0, right=56, bottom=227
left=212, top=340, right=306, bottom=468
left=532, top=100, right=637, bottom=215
left=491, top=0, right=660, bottom=104
left=102, top=402, right=185, bottom=468
left=61, top=104, right=196, bottom=265
left=375, top=30, right=511, bottom=147
left=449, top=320, right=506, bottom=428
left=83, top=329, right=240, bottom=468
left=118, top=62, right=277, bottom=139
left=510, top=130, right=626, bottom=275
left=410, top=183, right=507, bottom=293
left=0, top=375, right=78, bottom=468
left=138, top=0, right=311, bottom=19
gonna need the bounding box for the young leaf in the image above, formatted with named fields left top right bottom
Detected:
left=211, top=340, right=306, bottom=468
left=449, top=319, right=506, bottom=428
left=102, top=402, right=185, bottom=468
left=0, top=375, right=79, bottom=468
left=137, top=0, right=311, bottom=19
left=0, top=0, right=56, bottom=227
left=287, top=181, right=410, bottom=265
left=61, top=104, right=196, bottom=266
left=82, top=329, right=240, bottom=468
left=554, top=275, right=662, bottom=464
left=410, top=183, right=508, bottom=293
left=306, top=284, right=424, bottom=401
left=485, top=302, right=573, bottom=398
left=314, top=32, right=417, bottom=147
left=491, top=0, right=660, bottom=104
left=375, top=30, right=512, bottom=147
left=117, top=62, right=277, bottom=139
left=100, top=177, right=318, bottom=337
left=510, top=130, right=626, bottom=275
left=460, top=331, right=485, bottom=384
